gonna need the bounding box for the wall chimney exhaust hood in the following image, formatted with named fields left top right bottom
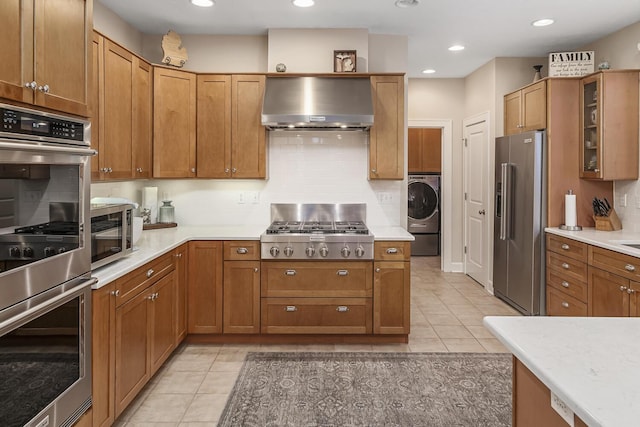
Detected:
left=261, top=76, right=374, bottom=130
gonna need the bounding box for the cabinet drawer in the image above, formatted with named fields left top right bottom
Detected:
left=261, top=261, right=372, bottom=297
left=374, top=241, right=410, bottom=261
left=546, top=287, right=587, bottom=316
left=590, top=246, right=640, bottom=281
left=546, top=269, right=588, bottom=303
left=546, top=234, right=587, bottom=262
left=114, top=251, right=175, bottom=306
left=224, top=240, right=260, bottom=260
left=546, top=252, right=587, bottom=283
left=260, top=298, right=372, bottom=334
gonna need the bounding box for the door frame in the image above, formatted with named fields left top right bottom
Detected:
left=408, top=119, right=452, bottom=272
left=462, top=111, right=492, bottom=291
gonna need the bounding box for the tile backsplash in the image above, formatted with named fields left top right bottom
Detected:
left=91, top=131, right=406, bottom=227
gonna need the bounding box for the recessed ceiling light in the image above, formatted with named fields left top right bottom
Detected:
left=422, top=69, right=436, bottom=74
left=448, top=45, right=465, bottom=51
left=395, top=0, right=420, bottom=8
left=190, top=0, right=214, bottom=7
left=532, top=18, right=554, bottom=27
left=292, top=0, right=314, bottom=7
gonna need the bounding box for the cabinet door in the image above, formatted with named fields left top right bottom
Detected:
left=115, top=290, right=151, bottom=417
left=188, top=241, right=223, bottom=333
left=149, top=272, right=176, bottom=373
left=503, top=90, right=521, bottom=136
left=174, top=244, right=188, bottom=344
left=33, top=0, right=91, bottom=116
left=407, top=128, right=423, bottom=173
left=521, top=80, right=546, bottom=131
left=0, top=0, right=33, bottom=104
left=231, top=74, right=266, bottom=178
left=132, top=58, right=153, bottom=178
left=629, top=281, right=640, bottom=317
left=373, top=261, right=410, bottom=334
left=102, top=40, right=133, bottom=179
left=90, top=32, right=103, bottom=181
left=92, top=284, right=116, bottom=427
left=369, top=75, right=404, bottom=180
left=223, top=260, right=260, bottom=333
left=588, top=266, right=630, bottom=317
left=153, top=68, right=196, bottom=177
left=197, top=74, right=232, bottom=178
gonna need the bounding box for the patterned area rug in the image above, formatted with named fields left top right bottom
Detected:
left=218, top=352, right=512, bottom=427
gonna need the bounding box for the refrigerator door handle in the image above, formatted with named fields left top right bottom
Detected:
left=500, top=162, right=512, bottom=240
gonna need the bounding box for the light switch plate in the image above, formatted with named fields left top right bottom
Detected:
left=550, top=391, right=574, bottom=427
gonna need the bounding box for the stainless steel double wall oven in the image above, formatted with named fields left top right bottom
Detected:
left=0, top=103, right=95, bottom=427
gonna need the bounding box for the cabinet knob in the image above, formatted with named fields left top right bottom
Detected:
left=628, top=288, right=636, bottom=294
left=146, top=268, right=154, bottom=278
left=561, top=302, right=569, bottom=308
left=111, top=289, right=120, bottom=297
left=371, top=169, right=377, bottom=174
left=136, top=167, right=143, bottom=173
left=375, top=267, right=381, bottom=273
left=37, top=84, right=50, bottom=93
left=593, top=169, right=599, bottom=173
left=561, top=262, right=570, bottom=269
left=225, top=168, right=230, bottom=173
left=620, top=286, right=628, bottom=292
left=561, top=281, right=570, bottom=288
left=254, top=267, right=259, bottom=273
left=236, top=247, right=248, bottom=254
left=191, top=168, right=196, bottom=173
left=174, top=253, right=182, bottom=258
left=625, top=264, right=636, bottom=272
left=232, top=167, right=237, bottom=173
left=561, top=244, right=570, bottom=250
left=24, top=81, right=37, bottom=90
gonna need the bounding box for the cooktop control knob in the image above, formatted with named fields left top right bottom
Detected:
left=341, top=246, right=351, bottom=258
left=23, top=247, right=34, bottom=258
left=305, top=247, right=315, bottom=257
left=355, top=246, right=365, bottom=258
left=319, top=246, right=329, bottom=257
left=283, top=246, right=294, bottom=257
left=269, top=247, right=280, bottom=257
left=9, top=246, right=21, bottom=258
left=44, top=247, right=56, bottom=257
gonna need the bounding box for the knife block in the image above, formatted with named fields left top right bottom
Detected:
left=593, top=209, right=622, bottom=231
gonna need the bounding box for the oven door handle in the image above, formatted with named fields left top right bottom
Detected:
left=0, top=141, right=97, bottom=157
left=0, top=277, right=97, bottom=336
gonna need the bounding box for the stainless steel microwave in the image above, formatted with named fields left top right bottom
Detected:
left=90, top=203, right=134, bottom=269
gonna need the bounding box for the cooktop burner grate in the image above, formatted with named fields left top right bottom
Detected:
left=266, top=220, right=369, bottom=235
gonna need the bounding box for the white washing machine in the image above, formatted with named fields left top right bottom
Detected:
left=408, top=174, right=440, bottom=256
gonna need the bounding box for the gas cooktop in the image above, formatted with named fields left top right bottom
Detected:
left=265, top=220, right=369, bottom=235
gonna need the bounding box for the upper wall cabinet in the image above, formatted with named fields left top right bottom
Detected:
left=369, top=75, right=404, bottom=180
left=579, top=70, right=639, bottom=181
left=0, top=0, right=92, bottom=117
left=153, top=67, right=197, bottom=178
left=196, top=74, right=266, bottom=179
left=504, top=80, right=546, bottom=136
left=408, top=127, right=441, bottom=173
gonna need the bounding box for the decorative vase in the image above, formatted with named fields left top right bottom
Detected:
left=158, top=200, right=175, bottom=224
left=532, top=65, right=543, bottom=82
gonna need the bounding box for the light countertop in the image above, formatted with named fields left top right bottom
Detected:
left=545, top=226, right=640, bottom=258
left=484, top=316, right=640, bottom=427
left=92, top=224, right=414, bottom=289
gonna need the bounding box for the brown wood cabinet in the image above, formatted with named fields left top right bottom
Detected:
left=223, top=241, right=261, bottom=334
left=196, top=74, right=266, bottom=178
left=174, top=244, right=188, bottom=345
left=544, top=234, right=588, bottom=316
left=153, top=67, right=197, bottom=177
left=579, top=70, right=639, bottom=180
left=373, top=241, right=410, bottom=334
left=504, top=80, right=546, bottom=136
left=0, top=0, right=92, bottom=117
left=408, top=127, right=441, bottom=173
left=187, top=240, right=223, bottom=333
left=91, top=282, right=116, bottom=427
left=369, top=75, right=404, bottom=180
left=91, top=32, right=153, bottom=181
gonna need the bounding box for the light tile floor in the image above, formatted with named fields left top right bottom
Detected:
left=115, top=256, right=520, bottom=426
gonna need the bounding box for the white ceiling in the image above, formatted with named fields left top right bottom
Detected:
left=98, top=0, right=639, bottom=78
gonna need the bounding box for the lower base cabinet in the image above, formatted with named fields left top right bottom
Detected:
left=91, top=283, right=116, bottom=427
left=187, top=241, right=223, bottom=333
left=373, top=241, right=411, bottom=334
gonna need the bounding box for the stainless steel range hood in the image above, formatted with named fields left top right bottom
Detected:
left=261, top=76, right=374, bottom=130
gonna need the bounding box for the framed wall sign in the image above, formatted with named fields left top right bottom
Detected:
left=334, top=50, right=357, bottom=72
left=548, top=51, right=594, bottom=77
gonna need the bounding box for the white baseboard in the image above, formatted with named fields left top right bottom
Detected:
left=444, top=262, right=464, bottom=273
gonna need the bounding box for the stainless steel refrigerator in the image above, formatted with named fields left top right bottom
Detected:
left=493, top=130, right=545, bottom=315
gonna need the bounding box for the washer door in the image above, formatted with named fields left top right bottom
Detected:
left=408, top=180, right=439, bottom=220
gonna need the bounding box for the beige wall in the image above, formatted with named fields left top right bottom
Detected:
left=93, top=1, right=143, bottom=55
left=581, top=21, right=640, bottom=70
left=368, top=34, right=408, bottom=73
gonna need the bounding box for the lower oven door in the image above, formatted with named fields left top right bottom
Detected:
left=0, top=275, right=95, bottom=427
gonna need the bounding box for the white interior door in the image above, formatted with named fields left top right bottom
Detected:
left=463, top=115, right=489, bottom=286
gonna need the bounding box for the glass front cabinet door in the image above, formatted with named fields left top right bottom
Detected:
left=580, top=74, right=600, bottom=178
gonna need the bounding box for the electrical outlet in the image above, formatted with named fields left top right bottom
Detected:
left=249, top=191, right=260, bottom=204
left=377, top=192, right=393, bottom=205
left=238, top=192, right=246, bottom=204
left=550, top=391, right=574, bottom=427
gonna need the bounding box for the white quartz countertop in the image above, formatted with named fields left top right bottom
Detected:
left=546, top=227, right=640, bottom=258
left=92, top=224, right=414, bottom=289
left=484, top=316, right=640, bottom=427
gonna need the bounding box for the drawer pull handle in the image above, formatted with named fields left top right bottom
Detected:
left=561, top=244, right=570, bottom=250
left=111, top=289, right=120, bottom=297
left=336, top=306, right=349, bottom=312
left=561, top=263, right=570, bottom=269
left=285, top=270, right=297, bottom=276
left=285, top=306, right=297, bottom=312
left=337, top=270, right=349, bottom=276
left=174, top=253, right=182, bottom=258
left=625, top=264, right=636, bottom=272
left=146, top=268, right=154, bottom=278
left=561, top=302, right=569, bottom=308
left=620, top=286, right=628, bottom=292
left=236, top=247, right=248, bottom=254
left=561, top=281, right=570, bottom=288
left=386, top=248, right=398, bottom=254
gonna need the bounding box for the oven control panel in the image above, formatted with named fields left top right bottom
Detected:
left=0, top=105, right=87, bottom=143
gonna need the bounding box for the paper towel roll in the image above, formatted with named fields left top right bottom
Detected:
left=142, top=187, right=158, bottom=224
left=564, top=193, right=577, bottom=227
